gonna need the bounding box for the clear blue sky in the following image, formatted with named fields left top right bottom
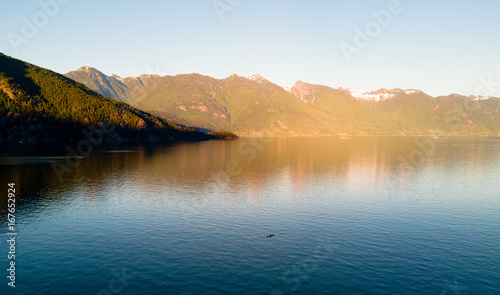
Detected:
left=1, top=0, right=499, bottom=97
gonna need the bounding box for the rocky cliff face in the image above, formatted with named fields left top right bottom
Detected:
left=290, top=81, right=317, bottom=103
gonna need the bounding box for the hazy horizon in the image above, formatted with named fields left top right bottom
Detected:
left=61, top=64, right=496, bottom=99
left=1, top=0, right=500, bottom=97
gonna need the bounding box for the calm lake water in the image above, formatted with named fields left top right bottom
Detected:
left=0, top=137, right=499, bottom=294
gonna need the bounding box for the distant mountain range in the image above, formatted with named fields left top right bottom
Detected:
left=0, top=54, right=235, bottom=144
left=65, top=67, right=500, bottom=136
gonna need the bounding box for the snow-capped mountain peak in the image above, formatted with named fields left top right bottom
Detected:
left=110, top=74, right=124, bottom=82
left=248, top=74, right=266, bottom=84
left=349, top=89, right=396, bottom=101
left=473, top=95, right=491, bottom=101
left=405, top=89, right=421, bottom=95
left=78, top=66, right=93, bottom=73
left=348, top=88, right=422, bottom=101
left=139, top=74, right=160, bottom=78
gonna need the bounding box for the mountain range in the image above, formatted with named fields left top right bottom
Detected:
left=0, top=54, right=236, bottom=144
left=65, top=67, right=500, bottom=136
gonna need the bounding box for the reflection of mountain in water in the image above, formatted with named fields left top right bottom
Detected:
left=1, top=137, right=499, bottom=223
